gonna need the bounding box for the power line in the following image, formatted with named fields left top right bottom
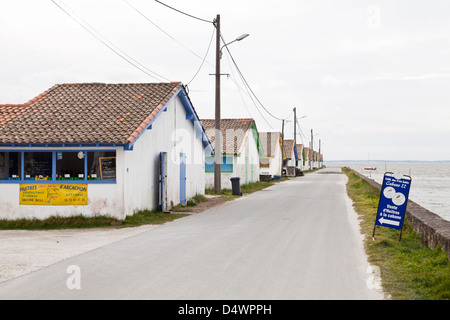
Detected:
left=123, top=0, right=215, bottom=86
left=186, top=25, right=216, bottom=87
left=52, top=0, right=171, bottom=82
left=221, top=34, right=276, bottom=130
left=132, top=0, right=288, bottom=127
left=222, top=53, right=253, bottom=118
left=296, top=118, right=306, bottom=145
left=124, top=0, right=212, bottom=65
left=220, top=33, right=292, bottom=122
left=222, top=46, right=275, bottom=130
left=154, top=0, right=213, bottom=24
left=149, top=1, right=285, bottom=126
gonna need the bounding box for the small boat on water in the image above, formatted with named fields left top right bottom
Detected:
left=364, top=167, right=377, bottom=171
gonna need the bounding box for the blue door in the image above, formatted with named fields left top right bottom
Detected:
left=180, top=153, right=186, bottom=205
left=160, top=152, right=168, bottom=212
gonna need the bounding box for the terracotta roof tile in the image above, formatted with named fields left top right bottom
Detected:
left=303, top=147, right=310, bottom=160
left=0, top=104, right=31, bottom=126
left=259, top=132, right=281, bottom=157
left=0, top=82, right=183, bottom=145
left=200, top=118, right=255, bottom=154
left=283, top=139, right=295, bottom=158
left=296, top=143, right=303, bottom=155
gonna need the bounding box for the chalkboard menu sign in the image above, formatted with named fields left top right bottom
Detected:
left=99, top=157, right=116, bottom=180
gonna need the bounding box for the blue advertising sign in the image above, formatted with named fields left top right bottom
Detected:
left=374, top=172, right=412, bottom=232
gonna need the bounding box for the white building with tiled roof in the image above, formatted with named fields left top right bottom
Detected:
left=283, top=140, right=297, bottom=167
left=303, top=147, right=311, bottom=170
left=0, top=82, right=212, bottom=220
left=200, top=118, right=263, bottom=190
left=259, top=132, right=283, bottom=179
left=296, top=143, right=305, bottom=171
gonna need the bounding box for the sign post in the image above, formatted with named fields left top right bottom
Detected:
left=372, top=172, right=412, bottom=242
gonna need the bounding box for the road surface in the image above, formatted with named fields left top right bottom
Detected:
left=0, top=167, right=384, bottom=299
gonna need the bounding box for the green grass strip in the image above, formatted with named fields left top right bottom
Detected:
left=0, top=210, right=188, bottom=230
left=342, top=167, right=450, bottom=300
left=205, top=179, right=277, bottom=199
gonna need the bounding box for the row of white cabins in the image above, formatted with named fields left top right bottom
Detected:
left=0, top=82, right=322, bottom=221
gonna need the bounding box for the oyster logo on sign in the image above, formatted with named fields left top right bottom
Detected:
left=373, top=172, right=412, bottom=240
left=383, top=186, right=406, bottom=206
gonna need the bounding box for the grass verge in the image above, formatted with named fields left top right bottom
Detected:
left=342, top=167, right=450, bottom=300
left=171, top=194, right=208, bottom=212
left=0, top=210, right=188, bottom=230
left=205, top=179, right=278, bottom=199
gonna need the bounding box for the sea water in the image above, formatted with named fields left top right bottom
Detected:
left=326, top=161, right=450, bottom=222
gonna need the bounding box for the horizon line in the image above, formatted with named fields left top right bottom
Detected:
left=325, top=159, right=450, bottom=162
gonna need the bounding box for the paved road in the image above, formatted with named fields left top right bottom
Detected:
left=0, top=167, right=384, bottom=300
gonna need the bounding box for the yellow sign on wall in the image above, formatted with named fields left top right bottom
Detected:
left=19, top=184, right=88, bottom=205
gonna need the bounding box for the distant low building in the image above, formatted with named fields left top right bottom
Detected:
left=303, top=147, right=311, bottom=170
left=296, top=143, right=304, bottom=171
left=201, top=118, right=263, bottom=190
left=283, top=139, right=297, bottom=167
left=283, top=139, right=298, bottom=176
left=259, top=132, right=283, bottom=180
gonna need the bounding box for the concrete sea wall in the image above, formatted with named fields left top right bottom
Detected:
left=350, top=169, right=450, bottom=260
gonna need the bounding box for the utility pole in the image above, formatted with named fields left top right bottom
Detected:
left=293, top=107, right=297, bottom=166
left=319, top=139, right=321, bottom=168
left=310, top=129, right=313, bottom=170
left=281, top=119, right=285, bottom=177
left=212, top=16, right=249, bottom=193
left=214, top=14, right=221, bottom=194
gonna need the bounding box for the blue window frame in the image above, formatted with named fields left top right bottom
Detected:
left=0, top=150, right=116, bottom=184
left=0, top=152, right=21, bottom=181
left=205, top=156, right=233, bottom=173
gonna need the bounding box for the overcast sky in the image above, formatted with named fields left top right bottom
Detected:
left=1, top=0, right=450, bottom=161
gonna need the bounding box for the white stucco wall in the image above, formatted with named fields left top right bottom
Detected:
left=259, top=143, right=282, bottom=178
left=271, top=144, right=282, bottom=177
left=123, top=95, right=205, bottom=215
left=285, top=157, right=296, bottom=167
left=0, top=95, right=207, bottom=220
left=296, top=147, right=305, bottom=171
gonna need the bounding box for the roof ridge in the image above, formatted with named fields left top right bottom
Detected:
left=0, top=82, right=187, bottom=145
left=57, top=81, right=182, bottom=86
left=23, top=83, right=64, bottom=106
left=126, top=82, right=182, bottom=144
left=0, top=104, right=27, bottom=107
left=200, top=118, right=255, bottom=120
